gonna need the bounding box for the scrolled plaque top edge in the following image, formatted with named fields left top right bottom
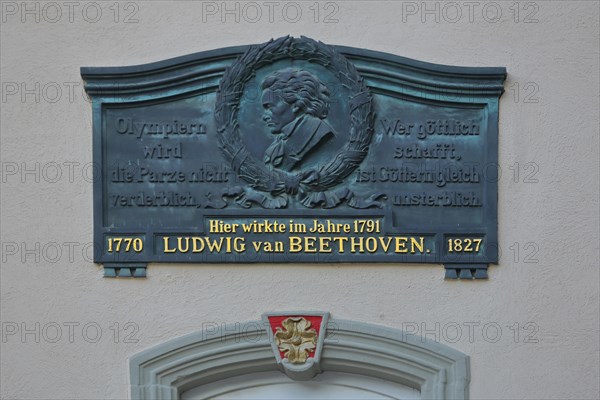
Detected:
left=81, top=35, right=506, bottom=83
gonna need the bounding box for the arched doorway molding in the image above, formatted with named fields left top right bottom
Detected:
left=129, top=318, right=469, bottom=399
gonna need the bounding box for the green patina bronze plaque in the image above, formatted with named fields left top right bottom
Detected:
left=82, top=36, right=506, bottom=278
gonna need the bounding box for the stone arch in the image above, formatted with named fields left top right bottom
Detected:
left=129, top=318, right=469, bottom=399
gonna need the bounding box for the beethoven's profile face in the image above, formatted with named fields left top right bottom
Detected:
left=261, top=89, right=298, bottom=134
left=261, top=68, right=330, bottom=135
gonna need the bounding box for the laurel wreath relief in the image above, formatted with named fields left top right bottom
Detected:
left=215, top=36, right=383, bottom=209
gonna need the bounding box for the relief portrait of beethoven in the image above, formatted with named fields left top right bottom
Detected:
left=261, top=68, right=337, bottom=171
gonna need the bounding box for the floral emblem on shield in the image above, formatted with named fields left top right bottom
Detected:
left=263, top=312, right=329, bottom=380
left=274, top=317, right=317, bottom=364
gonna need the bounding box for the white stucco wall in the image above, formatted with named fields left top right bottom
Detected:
left=1, top=1, right=599, bottom=399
